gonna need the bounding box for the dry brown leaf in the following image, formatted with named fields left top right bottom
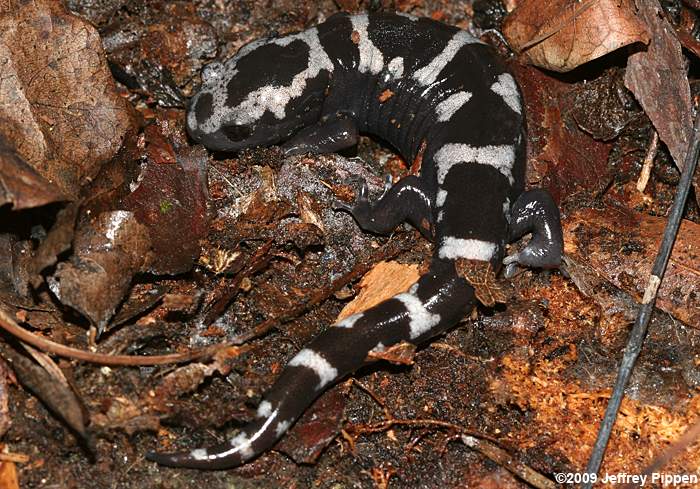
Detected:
left=49, top=211, right=153, bottom=334
left=514, top=63, right=613, bottom=200
left=149, top=347, right=244, bottom=409
left=89, top=395, right=160, bottom=436
left=0, top=0, right=133, bottom=198
left=455, top=259, right=509, bottom=307
left=624, top=0, right=694, bottom=177
left=0, top=136, right=65, bottom=210
left=276, top=387, right=348, bottom=464
left=20, top=344, right=68, bottom=389
left=27, top=203, right=79, bottom=288
left=337, top=261, right=420, bottom=320
left=0, top=343, right=89, bottom=442
left=504, top=0, right=649, bottom=72
left=365, top=341, right=416, bottom=365
left=121, top=136, right=210, bottom=275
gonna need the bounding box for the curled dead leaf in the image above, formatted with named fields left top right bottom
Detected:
left=296, top=191, right=325, bottom=232
left=276, top=387, right=348, bottom=464
left=624, top=0, right=694, bottom=177
left=0, top=136, right=65, bottom=210
left=0, top=0, right=133, bottom=198
left=366, top=341, right=416, bottom=365
left=0, top=343, right=89, bottom=443
left=49, top=211, right=153, bottom=334
left=513, top=63, right=613, bottom=200
left=504, top=0, right=649, bottom=72
left=454, top=259, right=510, bottom=307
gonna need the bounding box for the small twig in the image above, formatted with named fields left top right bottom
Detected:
left=349, top=417, right=499, bottom=444
left=208, top=162, right=239, bottom=193
left=462, top=435, right=556, bottom=489
left=583, top=111, right=700, bottom=487
left=202, top=240, right=273, bottom=325
left=339, top=428, right=357, bottom=455
left=349, top=416, right=553, bottom=488
left=0, top=452, right=30, bottom=464
left=0, top=308, right=228, bottom=366
left=637, top=130, right=659, bottom=193
left=350, top=379, right=393, bottom=420
left=346, top=379, right=552, bottom=486
left=430, top=342, right=495, bottom=363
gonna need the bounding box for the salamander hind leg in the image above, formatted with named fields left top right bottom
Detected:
left=338, top=175, right=434, bottom=239
left=503, top=188, right=563, bottom=277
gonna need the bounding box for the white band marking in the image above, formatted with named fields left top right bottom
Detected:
left=435, top=91, right=472, bottom=121
left=335, top=313, right=362, bottom=329
left=350, top=14, right=384, bottom=75
left=288, top=349, right=338, bottom=390
left=436, top=189, right=448, bottom=207
left=228, top=432, right=255, bottom=460
left=387, top=56, right=404, bottom=79
left=256, top=400, right=273, bottom=418
left=490, top=73, right=521, bottom=114
left=395, top=291, right=441, bottom=340
left=412, top=31, right=480, bottom=86
left=438, top=237, right=496, bottom=261
left=435, top=144, right=516, bottom=184
left=200, top=28, right=333, bottom=132
left=190, top=448, right=209, bottom=460
left=275, top=420, right=291, bottom=437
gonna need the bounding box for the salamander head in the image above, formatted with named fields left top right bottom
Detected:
left=186, top=29, right=334, bottom=152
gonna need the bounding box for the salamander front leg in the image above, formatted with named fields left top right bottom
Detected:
left=503, top=189, right=563, bottom=277
left=281, top=115, right=358, bottom=156
left=337, top=175, right=434, bottom=239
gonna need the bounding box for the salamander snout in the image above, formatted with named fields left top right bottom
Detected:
left=185, top=91, right=252, bottom=152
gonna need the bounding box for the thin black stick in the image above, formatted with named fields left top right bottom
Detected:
left=582, top=113, right=700, bottom=487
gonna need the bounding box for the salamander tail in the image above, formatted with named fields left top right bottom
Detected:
left=148, top=260, right=474, bottom=469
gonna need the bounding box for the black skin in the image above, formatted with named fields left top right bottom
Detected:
left=283, top=115, right=563, bottom=271
left=504, top=189, right=564, bottom=275
left=281, top=114, right=359, bottom=156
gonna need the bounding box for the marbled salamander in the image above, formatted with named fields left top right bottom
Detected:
left=147, top=11, right=563, bottom=469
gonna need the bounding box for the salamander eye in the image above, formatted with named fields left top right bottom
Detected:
left=222, top=124, right=253, bottom=142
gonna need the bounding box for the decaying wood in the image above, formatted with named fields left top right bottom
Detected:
left=564, top=205, right=700, bottom=327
